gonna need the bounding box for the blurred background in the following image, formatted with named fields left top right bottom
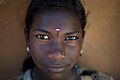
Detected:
left=0, top=0, right=120, bottom=80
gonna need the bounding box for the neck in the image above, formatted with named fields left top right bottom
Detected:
left=32, top=67, right=78, bottom=80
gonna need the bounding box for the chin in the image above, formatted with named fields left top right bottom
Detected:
left=47, top=72, right=66, bottom=79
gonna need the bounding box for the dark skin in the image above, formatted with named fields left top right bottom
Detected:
left=27, top=9, right=84, bottom=80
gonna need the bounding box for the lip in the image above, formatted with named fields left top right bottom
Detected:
left=45, top=65, right=68, bottom=73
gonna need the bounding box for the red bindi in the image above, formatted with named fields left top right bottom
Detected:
left=55, top=28, right=61, bottom=31
left=55, top=28, right=61, bottom=36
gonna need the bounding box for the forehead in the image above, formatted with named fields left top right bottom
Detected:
left=31, top=9, right=81, bottom=31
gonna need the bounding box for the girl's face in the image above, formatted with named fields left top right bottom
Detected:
left=28, top=9, right=83, bottom=78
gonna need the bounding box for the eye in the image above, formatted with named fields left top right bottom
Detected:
left=35, top=34, right=50, bottom=40
left=65, top=36, right=78, bottom=41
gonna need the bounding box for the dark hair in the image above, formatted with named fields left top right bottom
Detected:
left=22, top=56, right=35, bottom=72
left=25, top=0, right=86, bottom=34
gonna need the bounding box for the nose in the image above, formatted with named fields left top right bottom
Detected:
left=48, top=52, right=65, bottom=60
left=48, top=40, right=65, bottom=60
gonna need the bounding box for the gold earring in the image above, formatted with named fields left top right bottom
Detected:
left=80, top=49, right=83, bottom=56
left=62, top=52, right=65, bottom=55
left=27, top=47, right=30, bottom=52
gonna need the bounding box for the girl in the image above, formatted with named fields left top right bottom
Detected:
left=18, top=0, right=113, bottom=80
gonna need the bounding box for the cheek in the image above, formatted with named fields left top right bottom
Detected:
left=29, top=34, right=49, bottom=54
left=29, top=38, right=50, bottom=64
left=66, top=42, right=82, bottom=63
left=68, top=47, right=80, bottom=60
left=30, top=44, right=50, bottom=68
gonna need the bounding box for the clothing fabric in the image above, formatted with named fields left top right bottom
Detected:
left=16, top=67, right=114, bottom=80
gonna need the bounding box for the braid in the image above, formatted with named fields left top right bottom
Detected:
left=25, top=0, right=86, bottom=34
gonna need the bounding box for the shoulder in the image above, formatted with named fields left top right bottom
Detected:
left=80, top=67, right=114, bottom=80
left=16, top=69, right=32, bottom=80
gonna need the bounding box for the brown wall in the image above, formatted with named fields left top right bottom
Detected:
left=0, top=0, right=120, bottom=80
left=78, top=0, right=120, bottom=80
left=0, top=0, right=27, bottom=80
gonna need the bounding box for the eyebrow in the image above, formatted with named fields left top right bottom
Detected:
left=33, top=29, right=81, bottom=35
left=65, top=31, right=81, bottom=35
left=33, top=29, right=51, bottom=34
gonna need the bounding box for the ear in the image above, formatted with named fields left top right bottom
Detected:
left=25, top=30, right=30, bottom=47
left=81, top=31, right=86, bottom=45
left=82, top=31, right=86, bottom=39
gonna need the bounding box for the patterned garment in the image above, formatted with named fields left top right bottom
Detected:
left=16, top=66, right=114, bottom=80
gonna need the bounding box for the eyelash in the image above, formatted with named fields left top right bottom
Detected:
left=35, top=34, right=78, bottom=41
left=65, top=36, right=78, bottom=41
left=35, top=34, right=50, bottom=40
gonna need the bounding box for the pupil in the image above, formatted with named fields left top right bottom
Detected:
left=37, top=35, right=49, bottom=39
left=69, top=36, right=75, bottom=40
left=39, top=35, right=44, bottom=39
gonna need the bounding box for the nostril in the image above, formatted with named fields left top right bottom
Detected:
left=48, top=53, right=65, bottom=60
